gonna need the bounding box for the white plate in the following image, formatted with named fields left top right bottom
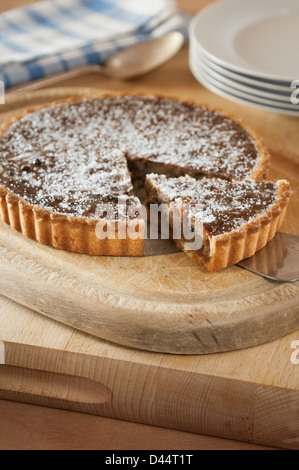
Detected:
left=190, top=50, right=293, bottom=103
left=190, top=0, right=299, bottom=82
left=190, top=61, right=297, bottom=110
left=190, top=58, right=299, bottom=112
left=191, top=53, right=292, bottom=102
left=190, top=59, right=299, bottom=116
left=191, top=41, right=293, bottom=93
left=190, top=61, right=299, bottom=116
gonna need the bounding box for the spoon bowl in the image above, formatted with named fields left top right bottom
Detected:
left=105, top=32, right=185, bottom=79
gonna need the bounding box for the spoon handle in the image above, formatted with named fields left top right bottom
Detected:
left=7, top=65, right=104, bottom=96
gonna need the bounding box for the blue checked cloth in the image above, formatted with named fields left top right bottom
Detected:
left=0, top=0, right=190, bottom=89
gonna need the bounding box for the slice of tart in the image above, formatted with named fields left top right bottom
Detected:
left=145, top=174, right=292, bottom=272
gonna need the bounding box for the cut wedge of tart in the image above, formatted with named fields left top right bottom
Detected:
left=0, top=94, right=274, bottom=256
left=145, top=174, right=292, bottom=272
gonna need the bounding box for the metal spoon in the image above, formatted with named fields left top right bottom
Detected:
left=237, top=232, right=299, bottom=283
left=8, top=32, right=185, bottom=96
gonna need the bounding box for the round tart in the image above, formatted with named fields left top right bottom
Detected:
left=0, top=94, right=277, bottom=261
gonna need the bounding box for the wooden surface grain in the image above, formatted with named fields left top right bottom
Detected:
left=0, top=0, right=298, bottom=451
left=0, top=400, right=277, bottom=451
left=0, top=292, right=298, bottom=449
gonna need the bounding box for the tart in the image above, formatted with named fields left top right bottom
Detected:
left=145, top=174, right=292, bottom=272
left=0, top=94, right=275, bottom=258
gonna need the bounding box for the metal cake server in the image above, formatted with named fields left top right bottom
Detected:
left=237, top=232, right=299, bottom=283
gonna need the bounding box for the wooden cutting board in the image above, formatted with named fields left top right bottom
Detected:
left=0, top=88, right=298, bottom=354
left=0, top=294, right=299, bottom=450
left=0, top=88, right=299, bottom=450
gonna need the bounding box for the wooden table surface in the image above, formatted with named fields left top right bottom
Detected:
left=0, top=0, right=295, bottom=450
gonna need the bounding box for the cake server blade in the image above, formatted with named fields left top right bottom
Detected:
left=237, top=232, right=299, bottom=283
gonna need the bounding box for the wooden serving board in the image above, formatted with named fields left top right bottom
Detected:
left=0, top=88, right=299, bottom=450
left=0, top=88, right=298, bottom=354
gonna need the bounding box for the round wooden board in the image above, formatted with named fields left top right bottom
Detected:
left=0, top=88, right=298, bottom=354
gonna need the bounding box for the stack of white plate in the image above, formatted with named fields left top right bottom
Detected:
left=189, top=0, right=299, bottom=116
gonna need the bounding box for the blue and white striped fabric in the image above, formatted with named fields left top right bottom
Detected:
left=0, top=0, right=190, bottom=89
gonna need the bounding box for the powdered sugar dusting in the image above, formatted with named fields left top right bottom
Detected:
left=0, top=116, right=138, bottom=219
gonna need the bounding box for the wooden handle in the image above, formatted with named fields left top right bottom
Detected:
left=0, top=365, right=113, bottom=405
